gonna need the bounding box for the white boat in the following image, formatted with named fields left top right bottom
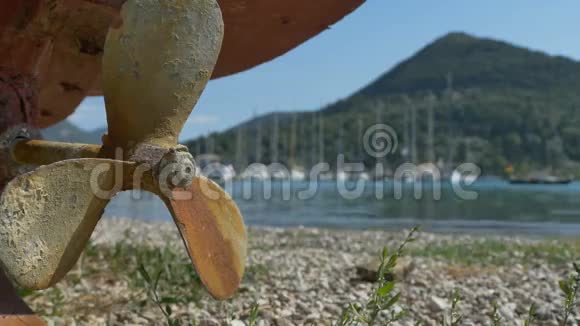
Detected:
left=271, top=169, right=289, bottom=180
left=356, top=172, right=371, bottom=181
left=203, top=163, right=236, bottom=182
left=197, top=154, right=236, bottom=182
left=219, top=164, right=237, bottom=182
left=336, top=170, right=349, bottom=181
left=290, top=168, right=306, bottom=181
left=451, top=170, right=477, bottom=184
left=239, top=164, right=270, bottom=180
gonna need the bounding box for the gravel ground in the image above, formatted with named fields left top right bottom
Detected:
left=23, top=219, right=580, bottom=326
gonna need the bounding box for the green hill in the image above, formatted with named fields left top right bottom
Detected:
left=185, top=32, right=580, bottom=177
left=359, top=32, right=580, bottom=97
left=42, top=120, right=105, bottom=144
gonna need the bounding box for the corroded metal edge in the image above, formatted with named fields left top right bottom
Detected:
left=165, top=176, right=247, bottom=299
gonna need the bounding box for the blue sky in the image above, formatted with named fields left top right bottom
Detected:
left=68, top=0, right=580, bottom=141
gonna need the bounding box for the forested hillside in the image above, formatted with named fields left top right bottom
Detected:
left=186, top=33, right=580, bottom=176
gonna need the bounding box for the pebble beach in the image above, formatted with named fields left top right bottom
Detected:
left=23, top=219, right=580, bottom=326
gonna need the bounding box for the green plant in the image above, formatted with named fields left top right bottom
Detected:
left=411, top=239, right=580, bottom=267
left=84, top=237, right=204, bottom=304
left=17, top=288, right=35, bottom=298
left=41, top=287, right=66, bottom=317
left=138, top=264, right=182, bottom=326
left=248, top=304, right=260, bottom=326
left=524, top=303, right=537, bottom=326
left=559, top=263, right=580, bottom=325
left=442, top=289, right=462, bottom=326
left=336, top=227, right=419, bottom=326
left=490, top=300, right=501, bottom=326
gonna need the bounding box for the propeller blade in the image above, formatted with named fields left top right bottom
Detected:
left=163, top=176, right=247, bottom=300
left=0, top=159, right=129, bottom=289
left=102, top=0, right=224, bottom=149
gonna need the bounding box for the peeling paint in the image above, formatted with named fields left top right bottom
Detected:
left=0, top=159, right=126, bottom=289
left=102, top=0, right=224, bottom=149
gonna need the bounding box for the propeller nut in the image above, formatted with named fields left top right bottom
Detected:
left=158, top=146, right=197, bottom=189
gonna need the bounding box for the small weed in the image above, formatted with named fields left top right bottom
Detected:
left=43, top=287, right=66, bottom=317
left=559, top=262, right=580, bottom=325
left=524, top=303, right=537, bottom=326
left=248, top=304, right=260, bottom=326
left=17, top=288, right=35, bottom=298
left=85, top=239, right=204, bottom=305
left=442, top=289, right=462, bottom=326
left=138, top=264, right=180, bottom=326
left=336, top=227, right=419, bottom=326
left=333, top=226, right=579, bottom=326
left=490, top=300, right=501, bottom=326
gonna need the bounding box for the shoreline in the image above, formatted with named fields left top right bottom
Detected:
left=104, top=215, right=580, bottom=240
left=25, top=219, right=579, bottom=325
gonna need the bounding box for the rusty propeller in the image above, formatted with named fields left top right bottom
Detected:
left=0, top=0, right=246, bottom=300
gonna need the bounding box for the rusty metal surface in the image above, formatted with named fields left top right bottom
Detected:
left=0, top=125, right=39, bottom=193
left=212, top=0, right=364, bottom=78
left=0, top=0, right=364, bottom=127
left=0, top=0, right=118, bottom=128
left=7, top=137, right=197, bottom=195
left=0, top=316, right=46, bottom=326
left=102, top=0, right=223, bottom=149
left=0, top=0, right=250, bottom=302
left=0, top=266, right=44, bottom=323
left=0, top=64, right=41, bottom=191
left=11, top=139, right=101, bottom=166
left=36, top=1, right=115, bottom=127
left=100, top=0, right=247, bottom=299
left=166, top=177, right=247, bottom=300
left=1, top=139, right=247, bottom=299
left=0, top=68, right=39, bottom=129
left=0, top=158, right=127, bottom=290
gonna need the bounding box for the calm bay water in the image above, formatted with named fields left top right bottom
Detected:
left=104, top=178, right=580, bottom=237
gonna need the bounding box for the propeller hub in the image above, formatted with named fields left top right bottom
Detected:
left=158, top=145, right=197, bottom=189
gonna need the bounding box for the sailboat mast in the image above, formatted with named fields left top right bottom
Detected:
left=427, top=93, right=435, bottom=163
left=403, top=99, right=410, bottom=162
left=445, top=72, right=455, bottom=169
left=206, top=133, right=214, bottom=154
left=299, top=118, right=305, bottom=167
left=256, top=117, right=262, bottom=163
left=236, top=126, right=244, bottom=169
left=358, top=116, right=364, bottom=161
left=311, top=113, right=317, bottom=166
left=337, top=119, right=344, bottom=155
left=195, top=138, right=201, bottom=157
left=289, top=113, right=297, bottom=168
left=272, top=114, right=279, bottom=163
left=410, top=99, right=417, bottom=164
left=318, top=113, right=325, bottom=163
left=375, top=101, right=386, bottom=167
